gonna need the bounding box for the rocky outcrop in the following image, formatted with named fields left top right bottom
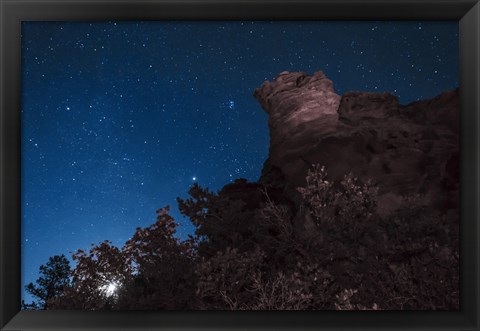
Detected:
left=253, top=71, right=459, bottom=216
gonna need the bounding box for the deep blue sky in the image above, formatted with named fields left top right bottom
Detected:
left=21, top=21, right=458, bottom=303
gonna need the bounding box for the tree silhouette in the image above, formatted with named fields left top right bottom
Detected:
left=49, top=240, right=132, bottom=310
left=118, top=206, right=197, bottom=309
left=22, top=254, right=71, bottom=309
left=25, top=166, right=458, bottom=310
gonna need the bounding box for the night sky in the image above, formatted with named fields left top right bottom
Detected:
left=21, top=21, right=458, bottom=302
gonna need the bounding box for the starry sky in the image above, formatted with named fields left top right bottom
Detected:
left=21, top=21, right=458, bottom=303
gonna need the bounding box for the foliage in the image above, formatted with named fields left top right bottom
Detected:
left=195, top=247, right=266, bottom=309
left=296, top=165, right=458, bottom=310
left=297, top=165, right=336, bottom=221
left=297, top=164, right=379, bottom=223
left=28, top=165, right=458, bottom=310
left=177, top=182, right=261, bottom=256
left=22, top=255, right=71, bottom=309
left=49, top=240, right=131, bottom=310
left=118, top=206, right=197, bottom=309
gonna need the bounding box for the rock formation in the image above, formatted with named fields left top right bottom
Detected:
left=176, top=71, right=460, bottom=310
left=253, top=71, right=459, bottom=217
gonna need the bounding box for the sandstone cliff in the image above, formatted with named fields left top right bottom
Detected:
left=253, top=71, right=459, bottom=217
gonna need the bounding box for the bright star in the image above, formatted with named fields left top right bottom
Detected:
left=192, top=177, right=196, bottom=181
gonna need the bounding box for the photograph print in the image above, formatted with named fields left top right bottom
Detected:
left=21, top=21, right=459, bottom=310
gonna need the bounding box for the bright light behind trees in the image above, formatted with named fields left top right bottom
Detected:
left=100, top=281, right=119, bottom=297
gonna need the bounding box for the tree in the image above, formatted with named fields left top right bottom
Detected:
left=177, top=181, right=272, bottom=257
left=48, top=207, right=197, bottom=310
left=22, top=255, right=71, bottom=310
left=49, top=240, right=132, bottom=310
left=119, top=206, right=197, bottom=309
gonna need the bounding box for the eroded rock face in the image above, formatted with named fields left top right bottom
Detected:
left=253, top=71, right=459, bottom=217
left=253, top=71, right=341, bottom=168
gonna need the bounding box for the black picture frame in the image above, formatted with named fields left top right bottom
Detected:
left=1, top=0, right=479, bottom=330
